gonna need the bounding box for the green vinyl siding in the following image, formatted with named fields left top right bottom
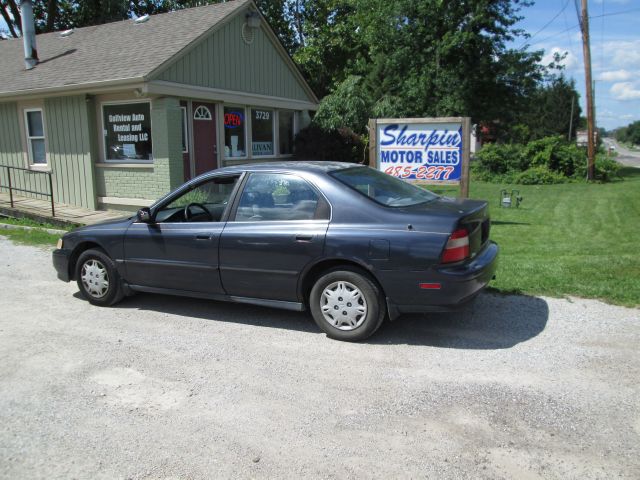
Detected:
left=0, top=102, right=25, bottom=195
left=155, top=15, right=312, bottom=103
left=44, top=96, right=97, bottom=209
left=0, top=100, right=91, bottom=208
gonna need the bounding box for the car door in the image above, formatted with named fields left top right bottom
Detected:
left=219, top=172, right=330, bottom=302
left=123, top=174, right=241, bottom=295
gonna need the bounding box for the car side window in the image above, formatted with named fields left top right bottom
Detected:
left=155, top=176, right=239, bottom=223
left=234, top=173, right=325, bottom=222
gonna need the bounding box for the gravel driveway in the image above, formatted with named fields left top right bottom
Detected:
left=1, top=236, right=639, bottom=479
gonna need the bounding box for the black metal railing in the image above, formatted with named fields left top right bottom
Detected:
left=0, top=166, right=55, bottom=217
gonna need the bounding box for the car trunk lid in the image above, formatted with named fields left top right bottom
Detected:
left=400, top=196, right=491, bottom=260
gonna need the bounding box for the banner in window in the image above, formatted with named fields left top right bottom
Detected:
left=251, top=109, right=274, bottom=156
left=103, top=103, right=152, bottom=161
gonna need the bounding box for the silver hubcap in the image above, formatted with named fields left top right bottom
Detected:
left=320, top=281, right=367, bottom=331
left=81, top=259, right=109, bottom=299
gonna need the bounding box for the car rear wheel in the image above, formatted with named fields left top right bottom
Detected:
left=309, top=267, right=386, bottom=341
left=76, top=249, right=124, bottom=306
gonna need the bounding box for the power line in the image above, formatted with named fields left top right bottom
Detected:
left=562, top=2, right=576, bottom=51
left=522, top=7, right=640, bottom=49
left=523, top=0, right=570, bottom=45
left=600, top=0, right=605, bottom=71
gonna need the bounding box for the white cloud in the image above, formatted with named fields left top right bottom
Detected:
left=610, top=82, right=640, bottom=100
left=597, top=69, right=633, bottom=81
left=541, top=47, right=580, bottom=71
left=603, top=40, right=640, bottom=70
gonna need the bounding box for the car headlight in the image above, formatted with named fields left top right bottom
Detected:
left=56, top=238, right=64, bottom=249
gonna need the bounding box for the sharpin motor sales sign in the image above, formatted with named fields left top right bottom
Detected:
left=368, top=117, right=471, bottom=197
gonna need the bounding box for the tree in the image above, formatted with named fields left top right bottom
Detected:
left=0, top=0, right=302, bottom=57
left=505, top=74, right=581, bottom=143
left=292, top=0, right=545, bottom=135
left=1, top=0, right=24, bottom=37
left=291, top=0, right=365, bottom=98
left=615, top=121, right=640, bottom=146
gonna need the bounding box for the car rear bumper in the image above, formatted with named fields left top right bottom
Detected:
left=382, top=242, right=499, bottom=318
left=52, top=248, right=71, bottom=282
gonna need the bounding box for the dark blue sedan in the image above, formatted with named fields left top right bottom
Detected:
left=52, top=162, right=498, bottom=341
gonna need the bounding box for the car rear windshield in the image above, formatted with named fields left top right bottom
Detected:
left=330, top=167, right=439, bottom=207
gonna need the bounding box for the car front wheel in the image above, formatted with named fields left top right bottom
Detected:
left=75, top=249, right=124, bottom=306
left=309, top=267, right=386, bottom=341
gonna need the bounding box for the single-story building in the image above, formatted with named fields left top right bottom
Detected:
left=0, top=0, right=318, bottom=212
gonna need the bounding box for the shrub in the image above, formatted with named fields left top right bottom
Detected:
left=514, top=166, right=568, bottom=185
left=472, top=135, right=619, bottom=184
left=294, top=125, right=365, bottom=163
left=473, top=143, right=527, bottom=175
left=573, top=155, right=621, bottom=182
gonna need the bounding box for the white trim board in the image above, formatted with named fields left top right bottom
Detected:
left=145, top=81, right=318, bottom=111
left=98, top=196, right=154, bottom=207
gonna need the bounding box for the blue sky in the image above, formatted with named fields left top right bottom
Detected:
left=2, top=1, right=638, bottom=130
left=512, top=0, right=640, bottom=130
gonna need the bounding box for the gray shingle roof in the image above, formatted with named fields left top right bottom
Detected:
left=0, top=0, right=250, bottom=97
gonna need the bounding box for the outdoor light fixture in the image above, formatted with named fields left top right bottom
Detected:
left=246, top=11, right=261, bottom=28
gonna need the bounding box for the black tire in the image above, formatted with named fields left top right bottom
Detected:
left=309, top=267, right=386, bottom=341
left=75, top=248, right=124, bottom=306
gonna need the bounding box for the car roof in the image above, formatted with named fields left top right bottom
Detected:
left=212, top=161, right=363, bottom=175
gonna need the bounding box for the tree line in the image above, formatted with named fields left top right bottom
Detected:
left=614, top=121, right=640, bottom=146
left=1, top=0, right=581, bottom=144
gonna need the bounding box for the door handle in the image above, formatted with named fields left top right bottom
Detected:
left=195, top=234, right=212, bottom=240
left=295, top=234, right=314, bottom=242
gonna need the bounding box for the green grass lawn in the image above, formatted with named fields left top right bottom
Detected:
left=431, top=167, right=640, bottom=307
left=0, top=216, right=69, bottom=248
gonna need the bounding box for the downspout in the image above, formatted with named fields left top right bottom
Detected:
left=20, top=0, right=39, bottom=70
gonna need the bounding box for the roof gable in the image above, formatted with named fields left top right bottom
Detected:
left=152, top=10, right=317, bottom=104
left=0, top=0, right=249, bottom=97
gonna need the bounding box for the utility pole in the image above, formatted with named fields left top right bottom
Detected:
left=580, top=0, right=595, bottom=180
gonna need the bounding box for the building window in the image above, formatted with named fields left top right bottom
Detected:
left=194, top=105, right=212, bottom=120
left=279, top=111, right=295, bottom=155
left=251, top=108, right=274, bottom=156
left=181, top=106, right=188, bottom=153
left=102, top=101, right=152, bottom=162
left=224, top=106, right=246, bottom=158
left=25, top=109, right=46, bottom=165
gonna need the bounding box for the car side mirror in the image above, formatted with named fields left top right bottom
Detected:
left=137, top=207, right=153, bottom=223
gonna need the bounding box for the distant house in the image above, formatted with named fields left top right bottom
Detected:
left=0, top=0, right=318, bottom=211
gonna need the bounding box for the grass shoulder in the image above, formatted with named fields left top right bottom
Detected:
left=426, top=167, right=640, bottom=307
left=0, top=216, right=69, bottom=248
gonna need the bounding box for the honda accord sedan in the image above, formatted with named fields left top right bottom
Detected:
left=52, top=162, right=498, bottom=341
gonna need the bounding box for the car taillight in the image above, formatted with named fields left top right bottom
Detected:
left=441, top=228, right=470, bottom=264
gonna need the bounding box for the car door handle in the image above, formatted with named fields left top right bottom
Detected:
left=195, top=234, right=212, bottom=240
left=295, top=234, right=314, bottom=242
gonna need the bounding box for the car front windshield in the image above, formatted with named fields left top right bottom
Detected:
left=330, top=167, right=439, bottom=207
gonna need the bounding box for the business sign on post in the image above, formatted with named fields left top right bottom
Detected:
left=369, top=117, right=471, bottom=197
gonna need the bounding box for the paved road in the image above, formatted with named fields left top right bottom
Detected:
left=605, top=138, right=640, bottom=168
left=1, top=237, right=639, bottom=479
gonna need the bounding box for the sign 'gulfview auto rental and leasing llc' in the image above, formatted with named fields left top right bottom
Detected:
left=368, top=117, right=472, bottom=198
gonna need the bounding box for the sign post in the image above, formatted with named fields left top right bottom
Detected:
left=368, top=117, right=471, bottom=198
